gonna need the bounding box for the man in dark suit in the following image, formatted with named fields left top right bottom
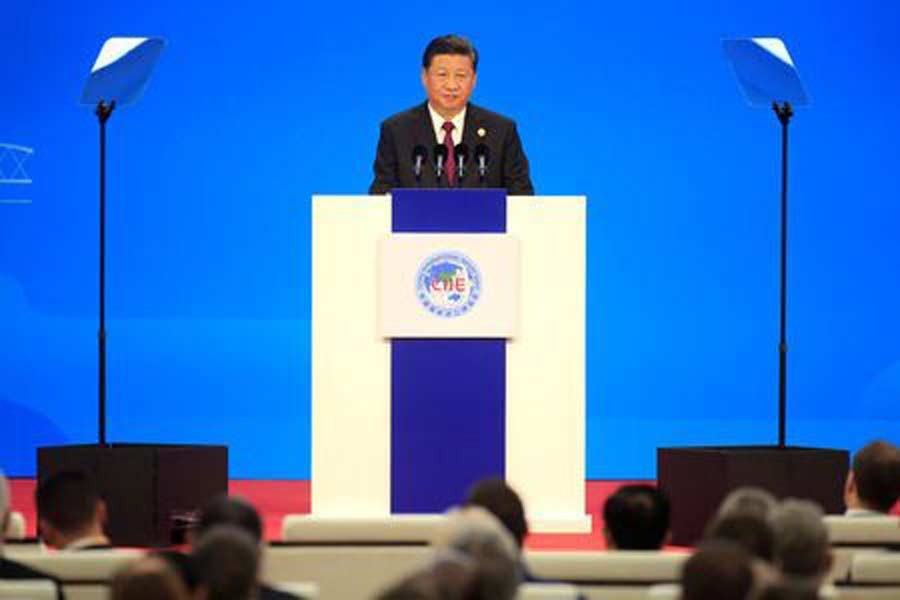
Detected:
left=843, top=440, right=900, bottom=516
left=369, top=34, right=534, bottom=195
left=35, top=470, right=112, bottom=550
left=1, top=470, right=65, bottom=599
left=191, top=495, right=304, bottom=600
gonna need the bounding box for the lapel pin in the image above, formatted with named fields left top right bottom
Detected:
left=477, top=127, right=486, bottom=138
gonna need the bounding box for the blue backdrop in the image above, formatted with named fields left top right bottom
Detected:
left=2, top=1, right=899, bottom=479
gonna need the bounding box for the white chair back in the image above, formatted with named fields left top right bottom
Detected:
left=0, top=579, right=57, bottom=600
left=281, top=514, right=445, bottom=543
left=824, top=515, right=900, bottom=545
left=271, top=581, right=320, bottom=599
left=517, top=582, right=581, bottom=599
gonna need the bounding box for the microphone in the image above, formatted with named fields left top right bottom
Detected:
left=412, top=145, right=427, bottom=181
left=475, top=144, right=490, bottom=180
left=433, top=144, right=448, bottom=180
left=454, top=143, right=469, bottom=183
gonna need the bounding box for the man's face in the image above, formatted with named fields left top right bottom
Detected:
left=421, top=53, right=477, bottom=118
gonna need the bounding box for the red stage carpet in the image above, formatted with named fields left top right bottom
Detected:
left=7, top=479, right=650, bottom=549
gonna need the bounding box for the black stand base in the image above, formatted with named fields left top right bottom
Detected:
left=37, top=444, right=228, bottom=547
left=658, top=445, right=849, bottom=546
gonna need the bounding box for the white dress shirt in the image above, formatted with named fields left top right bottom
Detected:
left=427, top=103, right=466, bottom=146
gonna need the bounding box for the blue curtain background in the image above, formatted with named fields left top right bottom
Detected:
left=2, top=1, right=899, bottom=478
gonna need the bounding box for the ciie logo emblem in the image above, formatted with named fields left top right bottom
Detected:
left=416, top=251, right=482, bottom=318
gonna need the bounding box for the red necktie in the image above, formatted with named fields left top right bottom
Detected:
left=442, top=121, right=457, bottom=186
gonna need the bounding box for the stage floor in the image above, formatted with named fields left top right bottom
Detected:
left=7, top=479, right=649, bottom=550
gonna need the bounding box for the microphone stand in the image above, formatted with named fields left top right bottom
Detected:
left=96, top=99, right=115, bottom=447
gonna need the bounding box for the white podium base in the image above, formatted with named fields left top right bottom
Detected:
left=528, top=514, right=594, bottom=534
left=283, top=512, right=593, bottom=543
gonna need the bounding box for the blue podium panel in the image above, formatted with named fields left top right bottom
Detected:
left=391, top=188, right=506, bottom=513
left=392, top=188, right=506, bottom=233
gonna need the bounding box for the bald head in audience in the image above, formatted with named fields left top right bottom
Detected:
left=603, top=484, right=670, bottom=550
left=111, top=555, right=190, bottom=600
left=844, top=440, right=900, bottom=514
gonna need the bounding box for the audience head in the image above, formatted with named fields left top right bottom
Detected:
left=845, top=440, right=900, bottom=513
left=681, top=541, right=754, bottom=600
left=192, top=525, right=260, bottom=600
left=111, top=555, right=190, bottom=600
left=769, top=499, right=831, bottom=584
left=35, top=469, right=107, bottom=548
left=465, top=478, right=528, bottom=550
left=718, top=487, right=778, bottom=521
left=154, top=550, right=199, bottom=594
left=376, top=557, right=475, bottom=600
left=195, top=494, right=263, bottom=545
left=431, top=506, right=519, bottom=600
left=705, top=512, right=775, bottom=562
left=602, top=484, right=670, bottom=550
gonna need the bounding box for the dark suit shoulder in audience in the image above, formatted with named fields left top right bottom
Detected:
left=260, top=583, right=304, bottom=600
left=0, top=557, right=65, bottom=600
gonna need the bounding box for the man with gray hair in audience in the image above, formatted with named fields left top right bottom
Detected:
left=718, top=487, right=778, bottom=521
left=378, top=505, right=520, bottom=600
left=0, top=469, right=64, bottom=599
left=706, top=487, right=780, bottom=591
left=769, top=499, right=835, bottom=598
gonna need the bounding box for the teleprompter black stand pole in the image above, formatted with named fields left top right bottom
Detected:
left=96, top=99, right=115, bottom=447
left=38, top=41, right=228, bottom=547
left=773, top=100, right=792, bottom=449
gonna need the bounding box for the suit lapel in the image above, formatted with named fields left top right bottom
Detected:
left=414, top=102, right=440, bottom=187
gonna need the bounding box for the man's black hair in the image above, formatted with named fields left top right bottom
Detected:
left=422, top=35, right=479, bottom=72
left=35, top=469, right=101, bottom=534
left=852, top=440, right=900, bottom=512
left=196, top=495, right=263, bottom=543
left=603, top=484, right=670, bottom=550
left=465, top=477, right=528, bottom=548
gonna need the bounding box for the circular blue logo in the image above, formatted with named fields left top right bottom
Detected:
left=415, top=251, right=482, bottom=318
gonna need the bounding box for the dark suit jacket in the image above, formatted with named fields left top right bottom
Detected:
left=369, top=102, right=534, bottom=195
left=0, top=557, right=65, bottom=600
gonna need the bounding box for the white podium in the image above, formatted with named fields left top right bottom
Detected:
left=311, top=194, right=588, bottom=532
